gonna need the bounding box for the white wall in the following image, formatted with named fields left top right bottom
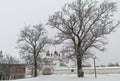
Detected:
left=54, top=67, right=120, bottom=74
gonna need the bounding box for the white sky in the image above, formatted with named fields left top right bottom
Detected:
left=0, top=0, right=120, bottom=65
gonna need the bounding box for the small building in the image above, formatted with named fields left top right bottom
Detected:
left=0, top=64, right=25, bottom=80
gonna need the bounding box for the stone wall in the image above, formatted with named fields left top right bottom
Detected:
left=26, top=67, right=120, bottom=77
left=54, top=67, right=120, bottom=74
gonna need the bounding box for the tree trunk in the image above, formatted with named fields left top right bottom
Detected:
left=77, top=55, right=84, bottom=77
left=34, top=59, right=37, bottom=77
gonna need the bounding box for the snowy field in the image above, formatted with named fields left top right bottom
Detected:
left=10, top=74, right=120, bottom=81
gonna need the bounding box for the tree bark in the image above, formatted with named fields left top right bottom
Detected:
left=77, top=55, right=84, bottom=77
left=34, top=59, right=37, bottom=77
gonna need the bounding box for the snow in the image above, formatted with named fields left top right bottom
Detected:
left=10, top=74, right=120, bottom=81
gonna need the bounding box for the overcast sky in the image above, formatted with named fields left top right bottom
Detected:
left=0, top=0, right=120, bottom=65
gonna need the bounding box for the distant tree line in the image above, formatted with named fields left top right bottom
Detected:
left=108, top=62, right=120, bottom=67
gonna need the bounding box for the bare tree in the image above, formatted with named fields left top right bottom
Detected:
left=48, top=0, right=120, bottom=77
left=17, top=24, right=49, bottom=77
left=2, top=54, right=19, bottom=64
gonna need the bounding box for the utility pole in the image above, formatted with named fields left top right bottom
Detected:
left=93, top=56, right=97, bottom=78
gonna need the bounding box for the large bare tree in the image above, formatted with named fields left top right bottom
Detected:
left=48, top=0, right=120, bottom=77
left=17, top=24, right=49, bottom=77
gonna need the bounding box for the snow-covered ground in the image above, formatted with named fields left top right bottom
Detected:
left=10, top=74, right=120, bottom=81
